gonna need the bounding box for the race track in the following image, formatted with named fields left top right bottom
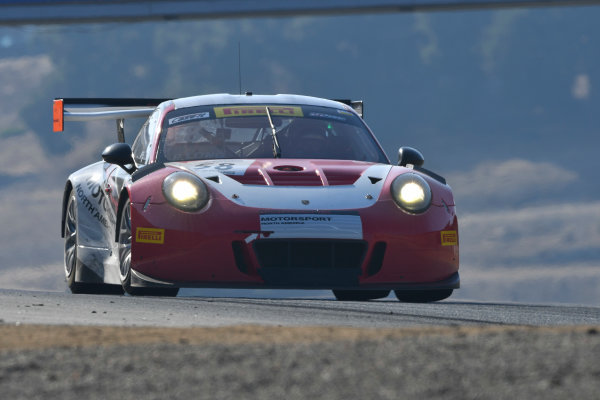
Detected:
left=0, top=288, right=598, bottom=327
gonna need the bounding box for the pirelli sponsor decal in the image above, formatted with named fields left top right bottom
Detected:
left=441, top=230, right=458, bottom=246
left=136, top=227, right=165, bottom=244
left=214, top=105, right=303, bottom=118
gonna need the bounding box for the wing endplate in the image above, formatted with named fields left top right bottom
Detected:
left=333, top=99, right=363, bottom=118
left=53, top=99, right=64, bottom=132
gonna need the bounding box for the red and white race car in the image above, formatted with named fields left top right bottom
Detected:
left=55, top=94, right=459, bottom=301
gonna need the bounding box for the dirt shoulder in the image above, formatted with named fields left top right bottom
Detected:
left=0, top=323, right=598, bottom=350
left=1, top=324, right=599, bottom=399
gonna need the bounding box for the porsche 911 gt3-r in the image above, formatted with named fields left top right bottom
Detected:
left=55, top=93, right=459, bottom=302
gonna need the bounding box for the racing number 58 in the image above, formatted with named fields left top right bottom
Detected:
left=195, top=162, right=235, bottom=171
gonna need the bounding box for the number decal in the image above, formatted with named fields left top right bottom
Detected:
left=192, top=160, right=253, bottom=176
left=215, top=163, right=235, bottom=170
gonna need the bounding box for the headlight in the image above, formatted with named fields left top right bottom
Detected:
left=162, top=172, right=209, bottom=212
left=390, top=173, right=432, bottom=214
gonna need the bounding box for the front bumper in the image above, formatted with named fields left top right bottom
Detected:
left=128, top=190, right=460, bottom=290
left=131, top=268, right=460, bottom=291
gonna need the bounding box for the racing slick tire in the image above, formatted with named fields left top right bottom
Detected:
left=394, top=289, right=453, bottom=303
left=118, top=199, right=179, bottom=297
left=64, top=190, right=123, bottom=295
left=332, top=290, right=390, bottom=301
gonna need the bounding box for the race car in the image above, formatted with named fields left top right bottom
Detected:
left=55, top=93, right=459, bottom=301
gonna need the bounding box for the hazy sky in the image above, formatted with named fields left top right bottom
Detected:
left=0, top=6, right=598, bottom=303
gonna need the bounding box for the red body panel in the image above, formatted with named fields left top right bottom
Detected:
left=128, top=161, right=459, bottom=289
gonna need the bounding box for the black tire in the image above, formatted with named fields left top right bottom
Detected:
left=394, top=289, right=453, bottom=303
left=118, top=199, right=179, bottom=297
left=332, top=290, right=390, bottom=301
left=64, top=190, right=123, bottom=295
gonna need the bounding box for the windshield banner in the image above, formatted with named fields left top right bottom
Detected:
left=214, top=105, right=303, bottom=118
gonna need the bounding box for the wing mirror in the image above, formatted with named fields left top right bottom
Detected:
left=398, top=146, right=425, bottom=167
left=102, top=143, right=137, bottom=174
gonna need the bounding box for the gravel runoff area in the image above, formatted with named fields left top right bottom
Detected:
left=0, top=324, right=599, bottom=399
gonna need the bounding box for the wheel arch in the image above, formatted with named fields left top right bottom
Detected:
left=61, top=180, right=74, bottom=238
left=115, top=187, right=131, bottom=242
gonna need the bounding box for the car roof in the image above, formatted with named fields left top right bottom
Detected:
left=171, top=93, right=349, bottom=110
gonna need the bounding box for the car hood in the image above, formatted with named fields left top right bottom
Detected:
left=172, top=159, right=383, bottom=186
left=166, top=159, right=393, bottom=210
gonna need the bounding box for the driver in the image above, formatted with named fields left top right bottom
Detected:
left=165, top=123, right=214, bottom=160
left=283, top=118, right=330, bottom=158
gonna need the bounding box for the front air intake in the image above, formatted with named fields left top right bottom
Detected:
left=366, top=242, right=386, bottom=276
left=253, top=240, right=367, bottom=269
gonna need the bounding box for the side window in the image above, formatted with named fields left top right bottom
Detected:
left=131, top=109, right=161, bottom=165
left=131, top=121, right=150, bottom=165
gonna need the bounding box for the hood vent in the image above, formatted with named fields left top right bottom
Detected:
left=227, top=161, right=369, bottom=187
left=274, top=165, right=304, bottom=172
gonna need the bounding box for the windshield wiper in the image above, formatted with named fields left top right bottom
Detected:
left=265, top=106, right=281, bottom=158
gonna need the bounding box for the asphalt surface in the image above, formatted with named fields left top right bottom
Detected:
left=1, top=289, right=599, bottom=399
left=1, top=289, right=599, bottom=327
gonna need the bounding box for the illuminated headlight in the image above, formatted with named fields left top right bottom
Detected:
left=390, top=173, right=432, bottom=214
left=162, top=172, right=209, bottom=212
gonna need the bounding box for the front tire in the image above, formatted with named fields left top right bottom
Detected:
left=332, top=290, right=390, bottom=301
left=118, top=199, right=179, bottom=297
left=394, top=289, right=453, bottom=303
left=64, top=190, right=123, bottom=295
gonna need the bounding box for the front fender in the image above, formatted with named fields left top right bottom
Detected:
left=67, top=162, right=116, bottom=248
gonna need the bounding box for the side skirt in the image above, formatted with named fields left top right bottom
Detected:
left=76, top=245, right=121, bottom=285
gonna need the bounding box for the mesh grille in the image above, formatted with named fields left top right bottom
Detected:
left=253, top=240, right=367, bottom=269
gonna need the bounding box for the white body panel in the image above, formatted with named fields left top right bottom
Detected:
left=169, top=161, right=392, bottom=210
left=68, top=162, right=121, bottom=284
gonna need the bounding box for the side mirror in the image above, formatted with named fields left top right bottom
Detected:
left=102, top=143, right=137, bottom=174
left=398, top=146, right=425, bottom=167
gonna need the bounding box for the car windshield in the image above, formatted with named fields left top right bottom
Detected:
left=158, top=104, right=388, bottom=163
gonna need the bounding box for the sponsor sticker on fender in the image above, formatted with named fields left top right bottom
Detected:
left=441, top=230, right=458, bottom=246
left=260, top=214, right=362, bottom=239
left=136, top=227, right=165, bottom=244
left=214, top=105, right=303, bottom=118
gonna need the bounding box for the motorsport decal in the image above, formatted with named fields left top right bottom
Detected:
left=136, top=227, right=165, bottom=244
left=309, top=112, right=346, bottom=121
left=75, top=178, right=112, bottom=229
left=259, top=214, right=362, bottom=239
left=441, top=230, right=458, bottom=246
left=168, top=112, right=210, bottom=125
left=214, top=105, right=303, bottom=118
left=191, top=159, right=254, bottom=176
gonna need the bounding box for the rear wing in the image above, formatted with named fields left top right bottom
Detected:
left=53, top=97, right=364, bottom=142
left=53, top=98, right=169, bottom=142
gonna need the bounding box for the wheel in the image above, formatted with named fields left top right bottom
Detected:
left=394, top=289, right=453, bottom=303
left=64, top=190, right=123, bottom=295
left=332, top=290, right=390, bottom=301
left=118, top=199, right=179, bottom=297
